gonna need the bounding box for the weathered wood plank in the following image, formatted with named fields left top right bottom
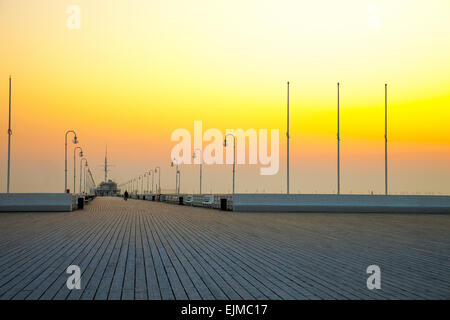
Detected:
left=0, top=197, right=449, bottom=300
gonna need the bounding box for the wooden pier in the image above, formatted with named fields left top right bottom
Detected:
left=0, top=197, right=449, bottom=300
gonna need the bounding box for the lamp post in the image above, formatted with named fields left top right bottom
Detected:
left=146, top=170, right=154, bottom=194
left=193, top=148, right=203, bottom=194
left=84, top=163, right=88, bottom=194
left=73, top=147, right=83, bottom=194
left=155, top=167, right=161, bottom=193
left=149, top=170, right=154, bottom=194
left=138, top=176, right=141, bottom=194
left=224, top=133, right=236, bottom=194
left=65, top=130, right=78, bottom=192
left=144, top=172, right=148, bottom=194
left=139, top=174, right=144, bottom=194
left=171, top=159, right=180, bottom=194
left=79, top=158, right=88, bottom=194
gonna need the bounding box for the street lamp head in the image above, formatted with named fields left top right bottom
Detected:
left=79, top=151, right=83, bottom=157
left=73, top=136, right=78, bottom=144
left=223, top=139, right=227, bottom=147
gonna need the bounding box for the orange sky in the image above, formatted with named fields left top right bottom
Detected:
left=0, top=0, right=449, bottom=194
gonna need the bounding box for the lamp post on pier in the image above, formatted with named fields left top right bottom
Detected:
left=144, top=172, right=148, bottom=194
left=73, top=146, right=83, bottom=194
left=139, top=174, right=144, bottom=194
left=155, top=167, right=161, bottom=193
left=224, top=134, right=236, bottom=194
left=147, top=170, right=154, bottom=194
left=79, top=158, right=88, bottom=194
left=64, top=130, right=78, bottom=192
left=171, top=159, right=180, bottom=194
left=84, top=163, right=88, bottom=193
left=193, top=149, right=203, bottom=194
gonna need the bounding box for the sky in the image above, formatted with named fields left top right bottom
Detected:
left=0, top=0, right=449, bottom=194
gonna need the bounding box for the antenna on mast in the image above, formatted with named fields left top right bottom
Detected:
left=104, top=145, right=108, bottom=182
left=97, top=145, right=114, bottom=182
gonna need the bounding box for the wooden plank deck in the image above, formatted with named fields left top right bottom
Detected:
left=0, top=197, right=449, bottom=300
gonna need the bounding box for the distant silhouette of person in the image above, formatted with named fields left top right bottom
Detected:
left=124, top=191, right=129, bottom=201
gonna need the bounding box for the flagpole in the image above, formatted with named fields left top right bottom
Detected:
left=337, top=82, right=340, bottom=195
left=7, top=76, right=12, bottom=193
left=385, top=83, right=388, bottom=195
left=286, top=81, right=290, bottom=194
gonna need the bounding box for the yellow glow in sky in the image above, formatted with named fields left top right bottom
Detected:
left=0, top=0, right=449, bottom=194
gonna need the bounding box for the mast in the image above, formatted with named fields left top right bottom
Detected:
left=104, top=146, right=108, bottom=182
left=337, top=82, right=340, bottom=195
left=286, top=81, right=290, bottom=194
left=7, top=76, right=12, bottom=193
left=385, top=84, right=388, bottom=195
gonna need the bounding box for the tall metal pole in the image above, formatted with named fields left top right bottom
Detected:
left=194, top=149, right=202, bottom=194
left=385, top=83, right=388, bottom=195
left=79, top=158, right=87, bottom=194
left=337, top=82, right=340, bottom=195
left=104, top=146, right=108, bottom=182
left=177, top=166, right=180, bottom=194
left=84, top=164, right=87, bottom=193
left=151, top=170, right=154, bottom=193
left=65, top=130, right=78, bottom=192
left=199, top=155, right=202, bottom=195
left=155, top=167, right=161, bottom=193
left=73, top=146, right=82, bottom=194
left=224, top=134, right=236, bottom=194
left=65, top=137, right=68, bottom=192
left=7, top=76, right=12, bottom=193
left=172, top=160, right=181, bottom=194
left=286, top=81, right=290, bottom=194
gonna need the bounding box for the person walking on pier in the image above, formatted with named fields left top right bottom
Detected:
left=124, top=190, right=129, bottom=201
